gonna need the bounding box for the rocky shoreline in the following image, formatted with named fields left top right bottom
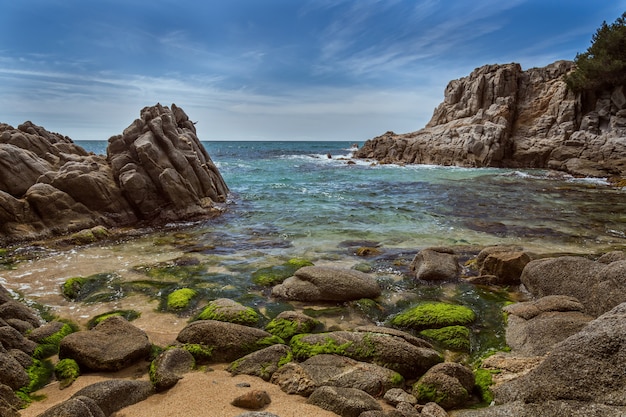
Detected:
left=1, top=244, right=626, bottom=417
left=356, top=61, right=626, bottom=181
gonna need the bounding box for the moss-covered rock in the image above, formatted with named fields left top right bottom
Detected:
left=33, top=322, right=78, bottom=359
left=180, top=343, right=213, bottom=364
left=86, top=310, right=141, bottom=329
left=61, top=273, right=121, bottom=302
left=390, top=302, right=476, bottom=331
left=251, top=258, right=314, bottom=286
left=419, top=325, right=471, bottom=351
left=54, top=358, right=80, bottom=388
left=412, top=362, right=475, bottom=410
left=474, top=368, right=495, bottom=404
left=166, top=288, right=198, bottom=311
left=195, top=298, right=261, bottom=325
left=265, top=311, right=321, bottom=341
left=18, top=359, right=54, bottom=400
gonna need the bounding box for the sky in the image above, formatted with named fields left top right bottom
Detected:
left=1, top=1, right=625, bottom=141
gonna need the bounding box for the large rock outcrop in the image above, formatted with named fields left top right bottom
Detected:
left=0, top=103, right=228, bottom=244
left=356, top=61, right=626, bottom=177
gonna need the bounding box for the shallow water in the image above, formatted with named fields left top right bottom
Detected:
left=1, top=140, right=625, bottom=359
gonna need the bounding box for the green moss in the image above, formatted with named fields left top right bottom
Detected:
left=54, top=359, right=80, bottom=388
left=277, top=350, right=294, bottom=367
left=255, top=335, right=285, bottom=349
left=251, top=258, right=314, bottom=286
left=474, top=369, right=495, bottom=404
left=181, top=343, right=213, bottom=364
left=167, top=288, right=198, bottom=311
left=61, top=273, right=120, bottom=302
left=415, top=382, right=449, bottom=405
left=390, top=302, right=476, bottom=331
left=265, top=317, right=321, bottom=340
left=390, top=372, right=405, bottom=386
left=419, top=325, right=471, bottom=351
left=196, top=302, right=260, bottom=326
left=33, top=322, right=78, bottom=359
left=290, top=334, right=353, bottom=360
left=19, top=359, right=54, bottom=397
left=86, top=309, right=141, bottom=329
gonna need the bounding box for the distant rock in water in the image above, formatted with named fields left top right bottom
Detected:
left=356, top=61, right=626, bottom=178
left=0, top=103, right=229, bottom=244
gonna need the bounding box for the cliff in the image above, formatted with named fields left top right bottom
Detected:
left=0, top=104, right=229, bottom=244
left=355, top=61, right=626, bottom=177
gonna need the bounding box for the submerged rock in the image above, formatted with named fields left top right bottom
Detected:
left=0, top=104, right=228, bottom=244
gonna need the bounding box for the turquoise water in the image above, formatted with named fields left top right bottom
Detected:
left=78, top=140, right=626, bottom=256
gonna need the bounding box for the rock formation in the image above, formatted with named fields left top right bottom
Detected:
left=356, top=61, right=626, bottom=177
left=0, top=103, right=228, bottom=244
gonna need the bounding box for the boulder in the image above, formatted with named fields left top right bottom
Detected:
left=0, top=104, right=228, bottom=244
left=355, top=61, right=626, bottom=178
left=36, top=395, right=105, bottom=417
left=290, top=330, right=442, bottom=379
left=494, top=302, right=626, bottom=407
left=176, top=320, right=281, bottom=362
left=270, top=354, right=403, bottom=397
left=150, top=347, right=195, bottom=392
left=196, top=298, right=261, bottom=326
left=0, top=383, right=23, bottom=417
left=0, top=352, right=29, bottom=390
left=265, top=310, right=322, bottom=341
left=0, top=300, right=41, bottom=328
left=413, top=362, right=475, bottom=410
left=477, top=249, right=532, bottom=285
left=228, top=344, right=292, bottom=381
left=384, top=388, right=417, bottom=406
left=271, top=266, right=381, bottom=301
left=453, top=401, right=626, bottom=417
left=410, top=249, right=460, bottom=281
left=307, top=386, right=382, bottom=417
left=0, top=325, right=37, bottom=355
left=70, top=380, right=154, bottom=416
left=59, top=316, right=151, bottom=372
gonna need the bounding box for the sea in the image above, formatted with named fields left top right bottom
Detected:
left=2, top=140, right=626, bottom=358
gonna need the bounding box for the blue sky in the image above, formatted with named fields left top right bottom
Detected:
left=1, top=1, right=625, bottom=141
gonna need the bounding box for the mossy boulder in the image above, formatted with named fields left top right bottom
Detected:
left=228, top=344, right=293, bottom=381
left=87, top=310, right=141, bottom=329
left=61, top=273, right=121, bottom=302
left=149, top=347, right=195, bottom=392
left=166, top=288, right=198, bottom=311
left=413, top=362, right=475, bottom=410
left=290, top=330, right=442, bottom=379
left=196, top=298, right=261, bottom=326
left=54, top=358, right=80, bottom=388
left=30, top=321, right=78, bottom=359
left=419, top=325, right=471, bottom=351
left=265, top=310, right=322, bottom=341
left=18, top=358, right=54, bottom=400
left=390, top=302, right=476, bottom=331
left=252, top=258, right=314, bottom=286
left=473, top=368, right=495, bottom=404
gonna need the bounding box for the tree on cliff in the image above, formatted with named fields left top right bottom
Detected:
left=566, top=11, right=626, bottom=92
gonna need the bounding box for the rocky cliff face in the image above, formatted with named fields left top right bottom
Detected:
left=356, top=61, right=626, bottom=177
left=0, top=103, right=228, bottom=244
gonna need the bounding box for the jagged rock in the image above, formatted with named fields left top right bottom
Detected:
left=58, top=316, right=151, bottom=372
left=0, top=104, right=228, bottom=244
left=69, top=379, right=154, bottom=416
left=36, top=395, right=105, bottom=417
left=521, top=256, right=626, bottom=317
left=413, top=363, right=475, bottom=410
left=307, top=386, right=382, bottom=417
left=355, top=61, right=626, bottom=177
left=228, top=344, right=292, bottom=381
left=176, top=320, right=280, bottom=362
left=410, top=249, right=460, bottom=281
left=270, top=354, right=403, bottom=397
left=150, top=347, right=195, bottom=392
left=290, top=330, right=442, bottom=379
left=494, top=302, right=626, bottom=407
left=271, top=266, right=381, bottom=301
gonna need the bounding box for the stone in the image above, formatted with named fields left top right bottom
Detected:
left=150, top=347, right=195, bottom=392
left=413, top=362, right=475, bottom=410
left=0, top=300, right=41, bottom=328
left=421, top=402, right=450, bottom=417
left=355, top=61, right=626, bottom=178
left=234, top=413, right=280, bottom=417
left=495, top=302, right=626, bottom=406
left=0, top=325, right=37, bottom=355
left=503, top=295, right=585, bottom=320
left=0, top=352, right=29, bottom=390
left=307, top=386, right=382, bottom=417
left=478, top=250, right=532, bottom=285
left=265, top=310, right=322, bottom=341
left=70, top=380, right=154, bottom=416
left=269, top=362, right=317, bottom=396
left=228, top=344, right=292, bottom=381
left=176, top=320, right=281, bottom=362
left=231, top=390, right=271, bottom=410
left=396, top=401, right=421, bottom=417
left=384, top=388, right=417, bottom=406
left=0, top=383, right=23, bottom=417
left=58, top=316, right=151, bottom=372
left=196, top=298, right=261, bottom=326
left=271, top=266, right=381, bottom=302
left=453, top=400, right=626, bottom=417
left=410, top=249, right=460, bottom=281
left=36, top=395, right=105, bottom=417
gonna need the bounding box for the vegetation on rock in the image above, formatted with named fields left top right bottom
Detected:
left=473, top=368, right=495, bottom=404
left=265, top=316, right=321, bottom=341
left=566, top=12, right=626, bottom=91
left=86, top=309, right=141, bottom=329
left=195, top=299, right=260, bottom=325
left=53, top=358, right=80, bottom=388
left=18, top=359, right=54, bottom=404
left=419, top=325, right=471, bottom=351
left=166, top=288, right=198, bottom=311
left=251, top=258, right=314, bottom=286
left=390, top=302, right=476, bottom=331
left=33, top=322, right=78, bottom=359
